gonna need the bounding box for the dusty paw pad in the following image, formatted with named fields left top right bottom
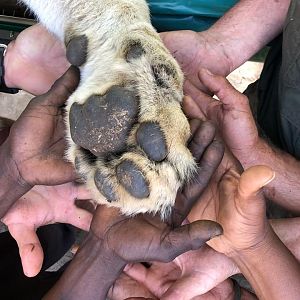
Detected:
left=116, top=160, right=149, bottom=198
left=136, top=122, right=167, bottom=162
left=94, top=169, right=117, bottom=202
left=66, top=35, right=88, bottom=66
left=69, top=86, right=139, bottom=156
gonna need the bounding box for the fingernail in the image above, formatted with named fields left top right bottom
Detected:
left=204, top=69, right=213, bottom=76
left=262, top=171, right=276, bottom=187
left=210, top=223, right=223, bottom=239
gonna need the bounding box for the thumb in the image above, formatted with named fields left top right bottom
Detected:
left=43, top=66, right=80, bottom=106
left=238, top=165, right=275, bottom=199
left=124, top=263, right=149, bottom=285
left=7, top=223, right=44, bottom=277
left=161, top=221, right=223, bottom=262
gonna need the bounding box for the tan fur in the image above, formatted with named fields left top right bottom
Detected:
left=21, top=0, right=196, bottom=218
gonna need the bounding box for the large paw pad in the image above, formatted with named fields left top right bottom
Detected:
left=69, top=86, right=139, bottom=157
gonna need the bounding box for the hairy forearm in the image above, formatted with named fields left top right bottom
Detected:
left=44, top=235, right=125, bottom=300
left=270, top=218, right=300, bottom=261
left=232, top=228, right=300, bottom=300
left=204, top=0, right=290, bottom=72
left=241, top=139, right=300, bottom=212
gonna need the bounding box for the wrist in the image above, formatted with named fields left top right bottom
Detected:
left=229, top=225, right=277, bottom=263
left=45, top=233, right=125, bottom=300
left=196, top=30, right=233, bottom=76
left=229, top=226, right=300, bottom=299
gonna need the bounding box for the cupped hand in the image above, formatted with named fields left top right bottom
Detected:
left=183, top=69, right=261, bottom=167
left=208, top=165, right=275, bottom=257
left=4, top=24, right=70, bottom=95
left=2, top=182, right=93, bottom=277
left=2, top=66, right=80, bottom=187
left=124, top=244, right=238, bottom=300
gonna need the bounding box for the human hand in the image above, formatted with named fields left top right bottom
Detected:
left=160, top=30, right=232, bottom=91
left=4, top=24, right=70, bottom=95
left=45, top=121, right=224, bottom=300
left=2, top=182, right=93, bottom=277
left=108, top=273, right=156, bottom=300
left=184, top=69, right=262, bottom=168
left=110, top=277, right=236, bottom=300
left=1, top=66, right=80, bottom=187
left=208, top=165, right=275, bottom=256
left=124, top=244, right=238, bottom=300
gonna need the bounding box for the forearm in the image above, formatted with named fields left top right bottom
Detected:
left=204, top=0, right=290, bottom=72
left=0, top=142, right=31, bottom=217
left=232, top=228, right=300, bottom=300
left=44, top=234, right=126, bottom=300
left=242, top=139, right=300, bottom=212
left=270, top=218, right=300, bottom=261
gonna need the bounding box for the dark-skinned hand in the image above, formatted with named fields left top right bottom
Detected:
left=45, top=120, right=225, bottom=300
left=1, top=66, right=80, bottom=187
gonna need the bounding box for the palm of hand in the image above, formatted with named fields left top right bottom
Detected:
left=208, top=166, right=274, bottom=256
left=2, top=183, right=92, bottom=230
left=1, top=182, right=92, bottom=277
left=4, top=67, right=80, bottom=186
left=7, top=97, right=69, bottom=185
left=6, top=24, right=69, bottom=94
left=125, top=245, right=238, bottom=300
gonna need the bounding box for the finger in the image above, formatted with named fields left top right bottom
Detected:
left=198, top=68, right=249, bottom=109
left=76, top=184, right=93, bottom=199
left=160, top=220, right=223, bottom=262
left=36, top=159, right=77, bottom=185
left=238, top=165, right=275, bottom=199
left=172, top=135, right=224, bottom=226
left=43, top=66, right=80, bottom=106
left=75, top=199, right=96, bottom=214
left=184, top=79, right=217, bottom=120
left=189, top=119, right=202, bottom=137
left=189, top=121, right=216, bottom=160
left=124, top=263, right=149, bottom=285
left=7, top=223, right=44, bottom=277
left=183, top=96, right=205, bottom=120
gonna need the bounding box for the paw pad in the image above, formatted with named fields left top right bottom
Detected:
left=94, top=169, right=117, bottom=203
left=66, top=35, right=88, bottom=66
left=116, top=160, right=149, bottom=199
left=69, top=86, right=139, bottom=156
left=136, top=122, right=167, bottom=162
